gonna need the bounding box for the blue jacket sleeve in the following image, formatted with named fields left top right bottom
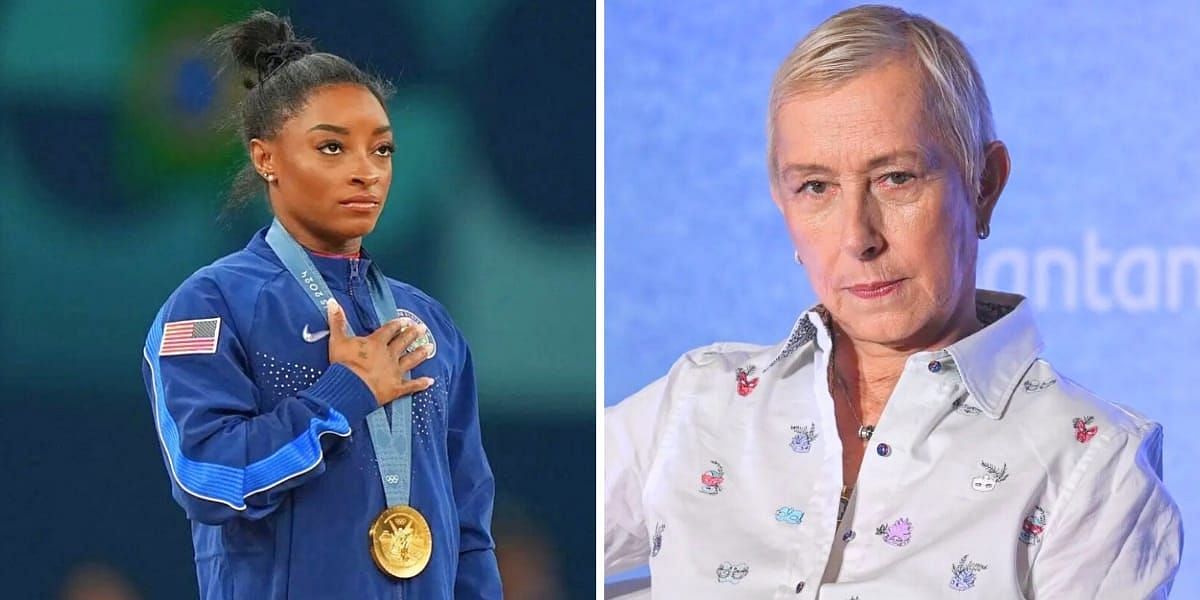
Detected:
left=447, top=333, right=503, bottom=598
left=141, top=273, right=379, bottom=525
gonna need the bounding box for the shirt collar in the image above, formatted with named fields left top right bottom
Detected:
left=944, top=290, right=1044, bottom=418
left=766, top=289, right=1044, bottom=419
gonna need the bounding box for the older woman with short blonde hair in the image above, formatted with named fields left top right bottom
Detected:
left=605, top=5, right=1182, bottom=598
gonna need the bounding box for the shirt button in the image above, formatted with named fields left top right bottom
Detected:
left=876, top=442, right=892, bottom=457
left=795, top=581, right=805, bottom=593
left=928, top=360, right=943, bottom=373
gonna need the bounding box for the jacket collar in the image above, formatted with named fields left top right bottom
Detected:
left=246, top=227, right=374, bottom=292
left=766, top=289, right=1043, bottom=419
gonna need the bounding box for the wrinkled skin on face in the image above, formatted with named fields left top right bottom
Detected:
left=770, top=56, right=1009, bottom=352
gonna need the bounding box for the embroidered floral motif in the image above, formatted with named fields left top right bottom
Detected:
left=736, top=366, right=760, bottom=396
left=699, top=461, right=725, bottom=495
left=951, top=396, right=983, bottom=416
left=949, top=554, right=988, bottom=591
left=717, top=561, right=749, bottom=584
left=1019, top=507, right=1047, bottom=545
left=971, top=461, right=1009, bottom=492
left=875, top=517, right=913, bottom=546
left=650, top=522, right=665, bottom=557
left=1022, top=378, right=1057, bottom=393
left=842, top=530, right=856, bottom=542
left=1073, top=416, right=1098, bottom=443
left=789, top=423, right=819, bottom=453
left=775, top=507, right=804, bottom=525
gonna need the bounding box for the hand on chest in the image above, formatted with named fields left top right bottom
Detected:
left=252, top=295, right=453, bottom=425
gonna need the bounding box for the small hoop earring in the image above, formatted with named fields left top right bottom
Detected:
left=977, top=222, right=990, bottom=240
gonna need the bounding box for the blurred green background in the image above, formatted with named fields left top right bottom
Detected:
left=0, top=1, right=595, bottom=598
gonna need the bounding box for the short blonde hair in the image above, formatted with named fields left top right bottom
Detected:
left=767, top=5, right=995, bottom=198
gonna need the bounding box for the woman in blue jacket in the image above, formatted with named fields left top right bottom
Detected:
left=140, top=11, right=501, bottom=599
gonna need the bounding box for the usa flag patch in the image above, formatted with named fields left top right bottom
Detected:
left=160, top=317, right=221, bottom=356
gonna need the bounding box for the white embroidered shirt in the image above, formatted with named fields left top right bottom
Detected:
left=605, top=291, right=1182, bottom=599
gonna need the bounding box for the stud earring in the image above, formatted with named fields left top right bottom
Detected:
left=977, top=222, right=990, bottom=240
left=794, top=251, right=803, bottom=265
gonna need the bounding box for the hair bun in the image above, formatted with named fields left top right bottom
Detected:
left=254, top=39, right=315, bottom=81
left=210, top=10, right=315, bottom=87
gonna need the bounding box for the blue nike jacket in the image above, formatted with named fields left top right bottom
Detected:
left=141, top=228, right=502, bottom=599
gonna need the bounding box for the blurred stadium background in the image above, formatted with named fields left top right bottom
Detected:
left=606, top=0, right=1199, bottom=594
left=0, top=1, right=594, bottom=598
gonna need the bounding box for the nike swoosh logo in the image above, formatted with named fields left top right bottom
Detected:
left=302, top=324, right=330, bottom=343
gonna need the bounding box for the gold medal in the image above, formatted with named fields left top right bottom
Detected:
left=368, top=505, right=433, bottom=578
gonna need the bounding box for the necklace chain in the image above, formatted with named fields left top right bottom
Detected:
left=828, top=331, right=875, bottom=441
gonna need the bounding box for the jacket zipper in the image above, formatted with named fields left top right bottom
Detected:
left=348, top=257, right=378, bottom=329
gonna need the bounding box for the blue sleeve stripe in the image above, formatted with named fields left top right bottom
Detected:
left=145, top=307, right=351, bottom=511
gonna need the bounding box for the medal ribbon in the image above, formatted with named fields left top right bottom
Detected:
left=266, top=219, right=414, bottom=509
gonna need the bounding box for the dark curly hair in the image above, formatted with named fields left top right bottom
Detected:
left=208, top=10, right=395, bottom=210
